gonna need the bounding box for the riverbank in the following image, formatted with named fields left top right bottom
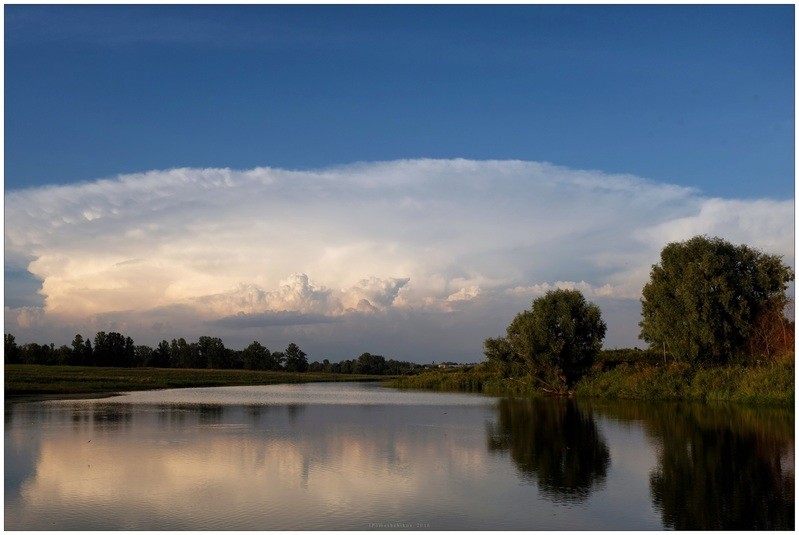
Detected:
left=8, top=356, right=794, bottom=407
left=387, top=353, right=795, bottom=407
left=4, top=364, right=386, bottom=401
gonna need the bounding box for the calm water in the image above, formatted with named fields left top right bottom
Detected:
left=5, top=382, right=794, bottom=530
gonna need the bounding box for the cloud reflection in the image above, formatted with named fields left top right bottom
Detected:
left=6, top=400, right=510, bottom=530
left=5, top=388, right=793, bottom=530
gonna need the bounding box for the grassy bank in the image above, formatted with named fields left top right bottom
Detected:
left=386, top=367, right=544, bottom=397
left=4, top=364, right=386, bottom=400
left=386, top=354, right=795, bottom=407
left=575, top=353, right=795, bottom=406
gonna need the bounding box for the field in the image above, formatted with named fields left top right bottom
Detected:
left=4, top=365, right=386, bottom=400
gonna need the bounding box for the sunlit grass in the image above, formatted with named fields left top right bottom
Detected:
left=575, top=353, right=794, bottom=407
left=386, top=355, right=794, bottom=407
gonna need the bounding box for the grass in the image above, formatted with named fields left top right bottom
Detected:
left=385, top=367, right=543, bottom=397
left=4, top=364, right=386, bottom=400
left=575, top=352, right=795, bottom=406
left=386, top=354, right=795, bottom=407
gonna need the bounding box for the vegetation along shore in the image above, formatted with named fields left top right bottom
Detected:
left=385, top=350, right=794, bottom=407
left=390, top=236, right=795, bottom=407
left=4, top=365, right=386, bottom=401
left=5, top=236, right=795, bottom=406
left=5, top=334, right=421, bottom=400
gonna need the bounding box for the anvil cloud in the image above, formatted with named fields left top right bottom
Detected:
left=4, top=159, right=793, bottom=361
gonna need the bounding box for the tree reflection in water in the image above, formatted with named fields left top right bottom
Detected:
left=585, top=400, right=794, bottom=530
left=486, top=398, right=610, bottom=503
left=646, top=403, right=794, bottom=530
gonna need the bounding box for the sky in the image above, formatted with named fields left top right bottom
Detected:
left=4, top=4, right=795, bottom=362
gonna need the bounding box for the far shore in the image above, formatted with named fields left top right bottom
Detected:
left=4, top=364, right=388, bottom=402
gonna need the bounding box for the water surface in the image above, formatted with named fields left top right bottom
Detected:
left=5, top=382, right=794, bottom=530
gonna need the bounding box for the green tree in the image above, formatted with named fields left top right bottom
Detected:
left=354, top=352, right=386, bottom=375
left=70, top=334, right=93, bottom=366
left=93, top=332, right=135, bottom=367
left=53, top=344, right=73, bottom=365
left=639, top=236, right=794, bottom=364
left=283, top=343, right=308, bottom=372
left=483, top=335, right=526, bottom=376
left=198, top=336, right=229, bottom=369
left=5, top=334, right=21, bottom=364
left=242, top=341, right=276, bottom=370
left=339, top=359, right=353, bottom=374
left=485, top=289, right=606, bottom=391
left=170, top=338, right=200, bottom=368
left=151, top=340, right=172, bottom=368
left=384, top=358, right=418, bottom=375
left=134, top=345, right=154, bottom=367
left=20, top=342, right=55, bottom=364
left=271, top=350, right=286, bottom=370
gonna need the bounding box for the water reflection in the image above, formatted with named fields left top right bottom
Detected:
left=91, top=404, right=134, bottom=429
left=4, top=385, right=794, bottom=530
left=487, top=398, right=610, bottom=503
left=6, top=394, right=531, bottom=530
left=589, top=401, right=795, bottom=530
left=649, top=404, right=793, bottom=530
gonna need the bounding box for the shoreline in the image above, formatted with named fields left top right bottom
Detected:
left=385, top=356, right=795, bottom=407
left=7, top=358, right=794, bottom=408
left=4, top=364, right=388, bottom=402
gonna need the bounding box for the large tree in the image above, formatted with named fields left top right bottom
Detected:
left=151, top=340, right=172, bottom=368
left=283, top=343, right=308, bottom=372
left=242, top=341, right=279, bottom=371
left=5, top=334, right=20, bottom=364
left=639, top=235, right=794, bottom=364
left=70, top=334, right=93, bottom=366
left=93, top=331, right=135, bottom=367
left=354, top=352, right=386, bottom=375
left=485, top=289, right=606, bottom=391
left=198, top=336, right=229, bottom=369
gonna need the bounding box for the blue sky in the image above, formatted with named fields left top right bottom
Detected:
left=4, top=5, right=795, bottom=360
left=6, top=4, right=794, bottom=198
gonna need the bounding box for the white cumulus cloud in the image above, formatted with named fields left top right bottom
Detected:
left=4, top=159, right=793, bottom=359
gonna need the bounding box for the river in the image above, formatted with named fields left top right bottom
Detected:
left=4, top=382, right=794, bottom=530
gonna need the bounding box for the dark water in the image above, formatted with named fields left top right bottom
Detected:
left=4, top=383, right=794, bottom=530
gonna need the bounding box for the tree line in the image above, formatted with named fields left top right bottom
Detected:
left=3, top=332, right=421, bottom=376
left=484, top=235, right=794, bottom=394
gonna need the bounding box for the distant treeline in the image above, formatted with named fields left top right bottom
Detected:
left=3, top=332, right=422, bottom=376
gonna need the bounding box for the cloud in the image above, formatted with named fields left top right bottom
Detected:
left=636, top=198, right=794, bottom=254
left=195, top=275, right=333, bottom=317
left=508, top=281, right=619, bottom=299
left=193, top=274, right=409, bottom=317
left=4, top=306, right=46, bottom=331
left=208, top=311, right=340, bottom=329
left=4, top=159, right=793, bottom=358
left=447, top=286, right=481, bottom=302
